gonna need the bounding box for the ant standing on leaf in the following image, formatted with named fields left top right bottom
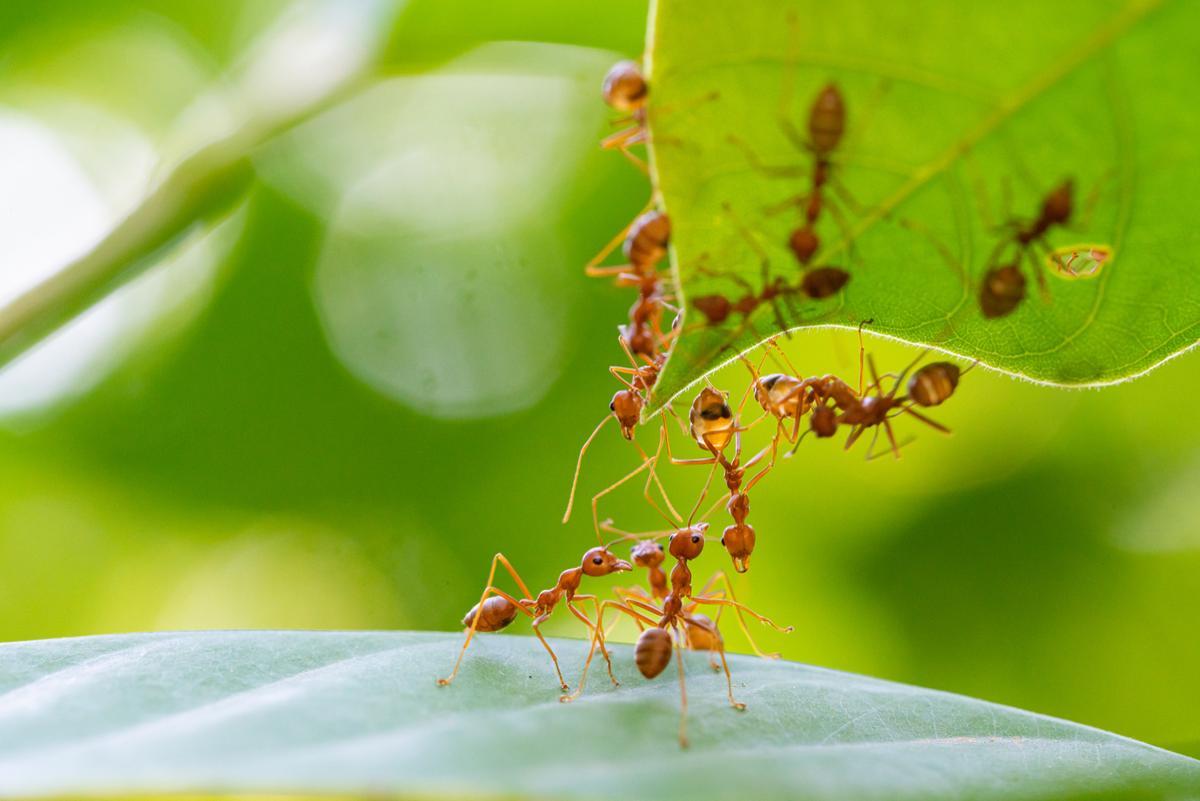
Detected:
left=598, top=519, right=783, bottom=660
left=438, top=544, right=633, bottom=691
left=569, top=523, right=792, bottom=746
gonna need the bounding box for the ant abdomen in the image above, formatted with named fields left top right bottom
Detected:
left=602, top=60, right=648, bottom=112
left=801, top=267, right=850, bottom=299
left=809, top=83, right=846, bottom=155
left=624, top=211, right=670, bottom=269
left=980, top=265, right=1027, bottom=318
left=460, top=596, right=518, bottom=632
left=685, top=614, right=721, bottom=651
left=635, top=627, right=673, bottom=679
left=908, top=363, right=961, bottom=407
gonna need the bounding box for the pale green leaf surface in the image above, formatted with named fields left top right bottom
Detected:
left=0, top=632, right=1196, bottom=800
left=646, top=0, right=1200, bottom=410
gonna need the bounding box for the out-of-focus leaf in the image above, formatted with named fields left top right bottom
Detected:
left=646, top=0, right=1200, bottom=411
left=0, top=631, right=1196, bottom=800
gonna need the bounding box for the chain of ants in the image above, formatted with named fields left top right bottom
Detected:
left=437, top=57, right=1092, bottom=748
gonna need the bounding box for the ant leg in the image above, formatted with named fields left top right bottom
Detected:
left=592, top=455, right=658, bottom=543
left=438, top=553, right=535, bottom=686
left=899, top=216, right=969, bottom=285
left=674, top=631, right=690, bottom=749
left=567, top=596, right=618, bottom=687
left=637, top=427, right=683, bottom=523
left=585, top=197, right=656, bottom=274
left=663, top=415, right=720, bottom=467
left=562, top=600, right=629, bottom=702
left=563, top=414, right=613, bottom=526
left=727, top=134, right=806, bottom=178
left=902, top=405, right=951, bottom=434
left=696, top=622, right=746, bottom=710
left=843, top=424, right=867, bottom=452
left=689, top=597, right=794, bottom=633
left=703, top=574, right=782, bottom=659
left=530, top=612, right=569, bottom=691
left=697, top=490, right=733, bottom=526
left=1025, top=246, right=1051, bottom=301
left=686, top=459, right=723, bottom=526
left=883, top=419, right=902, bottom=459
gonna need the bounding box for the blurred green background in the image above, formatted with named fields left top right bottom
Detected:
left=1, top=0, right=1197, bottom=762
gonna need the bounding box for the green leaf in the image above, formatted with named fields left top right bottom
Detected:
left=1, top=632, right=1196, bottom=800
left=645, top=0, right=1200, bottom=411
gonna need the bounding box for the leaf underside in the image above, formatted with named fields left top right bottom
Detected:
left=0, top=631, right=1196, bottom=801
left=645, top=0, right=1200, bottom=412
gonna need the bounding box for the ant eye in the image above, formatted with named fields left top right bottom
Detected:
left=609, top=401, right=616, bottom=411
left=592, top=556, right=603, bottom=565
left=691, top=535, right=700, bottom=543
left=721, top=536, right=726, bottom=546
left=656, top=544, right=663, bottom=551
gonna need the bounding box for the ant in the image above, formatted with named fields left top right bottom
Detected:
left=599, top=520, right=782, bottom=660
left=662, top=384, right=773, bottom=573
left=979, top=180, right=1075, bottom=318
left=584, top=208, right=675, bottom=359
left=438, top=543, right=633, bottom=691
left=563, top=332, right=683, bottom=541
left=827, top=353, right=954, bottom=459
left=729, top=83, right=856, bottom=295
left=570, top=524, right=791, bottom=746
left=601, top=60, right=651, bottom=173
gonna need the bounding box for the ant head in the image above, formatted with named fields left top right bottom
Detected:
left=693, top=295, right=732, bottom=325
left=788, top=228, right=819, bottom=264
left=609, top=389, right=643, bottom=439
left=668, top=523, right=707, bottom=561
left=602, top=60, right=647, bottom=112
left=720, top=523, right=756, bottom=573
left=630, top=539, right=666, bottom=569
left=811, top=405, right=838, bottom=438
left=580, top=546, right=633, bottom=577
left=690, top=387, right=734, bottom=452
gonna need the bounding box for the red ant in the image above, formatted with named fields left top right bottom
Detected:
left=570, top=524, right=791, bottom=746
left=979, top=180, right=1075, bottom=318
left=662, top=384, right=774, bottom=573
left=729, top=84, right=856, bottom=295
left=598, top=520, right=782, bottom=660
left=601, top=60, right=650, bottom=172
left=438, top=544, right=634, bottom=691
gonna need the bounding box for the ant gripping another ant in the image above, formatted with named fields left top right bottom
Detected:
left=661, top=382, right=776, bottom=573
left=438, top=544, right=634, bottom=691
left=568, top=523, right=791, bottom=747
